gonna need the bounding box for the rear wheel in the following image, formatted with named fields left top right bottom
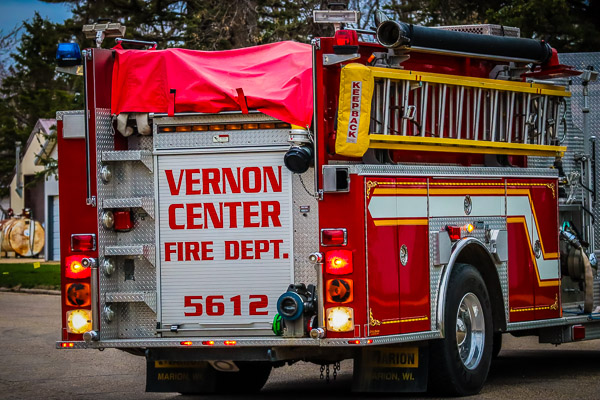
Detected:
left=429, top=263, right=493, bottom=396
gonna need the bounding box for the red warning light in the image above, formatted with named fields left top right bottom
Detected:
left=334, top=30, right=358, bottom=46
left=446, top=225, right=462, bottom=241
left=325, top=250, right=353, bottom=275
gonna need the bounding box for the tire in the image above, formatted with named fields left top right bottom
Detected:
left=429, top=263, right=493, bottom=396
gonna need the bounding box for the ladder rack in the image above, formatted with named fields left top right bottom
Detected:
left=368, top=67, right=569, bottom=157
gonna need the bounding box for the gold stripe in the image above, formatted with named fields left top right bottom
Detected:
left=373, top=188, right=427, bottom=195
left=373, top=218, right=428, bottom=226
left=381, top=316, right=429, bottom=325
left=507, top=217, right=560, bottom=287
left=510, top=294, right=559, bottom=313
left=429, top=188, right=505, bottom=195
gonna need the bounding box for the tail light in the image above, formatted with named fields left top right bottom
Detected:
left=66, top=309, right=92, bottom=334
left=325, top=250, right=353, bottom=275
left=446, top=225, right=461, bottom=241
left=65, top=282, right=91, bottom=307
left=71, top=234, right=96, bottom=252
left=65, top=255, right=91, bottom=279
left=63, top=236, right=96, bottom=341
left=326, top=279, right=353, bottom=303
left=326, top=307, right=354, bottom=332
left=321, top=228, right=347, bottom=246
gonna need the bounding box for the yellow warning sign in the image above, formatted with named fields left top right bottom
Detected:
left=154, top=360, right=205, bottom=369
left=366, top=347, right=419, bottom=368
left=33, top=262, right=41, bottom=269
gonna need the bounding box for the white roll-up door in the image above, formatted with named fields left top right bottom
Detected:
left=51, top=196, right=60, bottom=260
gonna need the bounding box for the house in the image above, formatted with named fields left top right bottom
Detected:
left=9, top=118, right=60, bottom=261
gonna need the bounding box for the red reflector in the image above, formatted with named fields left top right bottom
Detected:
left=348, top=340, right=361, bottom=345
left=61, top=342, right=75, bottom=348
left=325, top=250, right=353, bottom=275
left=224, top=340, right=237, bottom=346
left=334, top=29, right=358, bottom=46
left=114, top=210, right=133, bottom=232
left=71, top=234, right=96, bottom=252
left=180, top=341, right=193, bottom=346
left=446, top=225, right=461, bottom=241
left=321, top=229, right=347, bottom=246
left=65, top=255, right=91, bottom=279
left=202, top=340, right=215, bottom=346
left=572, top=325, right=585, bottom=341
left=366, top=339, right=373, bottom=344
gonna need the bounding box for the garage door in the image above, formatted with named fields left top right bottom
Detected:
left=50, top=196, right=60, bottom=261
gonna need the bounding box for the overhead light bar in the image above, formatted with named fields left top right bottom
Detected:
left=313, top=10, right=359, bottom=24
left=82, top=22, right=126, bottom=48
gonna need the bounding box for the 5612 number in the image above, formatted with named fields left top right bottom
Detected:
left=184, top=295, right=268, bottom=316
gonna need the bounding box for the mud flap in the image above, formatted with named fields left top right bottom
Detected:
left=352, top=345, right=428, bottom=392
left=146, top=360, right=216, bottom=393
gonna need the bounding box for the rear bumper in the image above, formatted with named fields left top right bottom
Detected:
left=56, top=330, right=441, bottom=349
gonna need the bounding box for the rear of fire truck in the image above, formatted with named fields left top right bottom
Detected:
left=56, top=12, right=600, bottom=396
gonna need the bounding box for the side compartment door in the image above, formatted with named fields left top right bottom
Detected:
left=366, top=177, right=400, bottom=336
left=397, top=177, right=430, bottom=333
left=366, top=177, right=429, bottom=336
left=506, top=179, right=560, bottom=321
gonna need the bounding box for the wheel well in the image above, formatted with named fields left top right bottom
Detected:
left=455, top=244, right=507, bottom=332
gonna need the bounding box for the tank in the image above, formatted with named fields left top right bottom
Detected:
left=0, top=218, right=45, bottom=257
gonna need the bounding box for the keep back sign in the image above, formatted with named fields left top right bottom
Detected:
left=157, top=151, right=293, bottom=327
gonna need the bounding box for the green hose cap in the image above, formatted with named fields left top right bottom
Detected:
left=272, top=313, right=283, bottom=336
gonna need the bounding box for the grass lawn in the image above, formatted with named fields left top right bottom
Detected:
left=0, top=263, right=60, bottom=290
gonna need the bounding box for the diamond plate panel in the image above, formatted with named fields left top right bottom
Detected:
left=103, top=197, right=154, bottom=219
left=96, top=108, right=157, bottom=340
left=56, top=109, right=84, bottom=121
left=349, top=164, right=557, bottom=178
left=153, top=114, right=290, bottom=150
left=105, top=291, right=157, bottom=312
left=558, top=53, right=600, bottom=252
left=102, top=150, right=153, bottom=171
left=292, top=170, right=318, bottom=285
left=429, top=217, right=509, bottom=330
left=155, top=129, right=289, bottom=150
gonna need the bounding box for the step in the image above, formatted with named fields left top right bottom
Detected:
left=101, top=150, right=153, bottom=172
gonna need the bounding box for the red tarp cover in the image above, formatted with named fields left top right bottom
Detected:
left=111, top=41, right=313, bottom=127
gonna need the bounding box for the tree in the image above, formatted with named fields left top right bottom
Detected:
left=0, top=13, right=82, bottom=196
left=41, top=0, right=331, bottom=50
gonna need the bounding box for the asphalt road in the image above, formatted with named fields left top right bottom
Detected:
left=1, top=291, right=599, bottom=399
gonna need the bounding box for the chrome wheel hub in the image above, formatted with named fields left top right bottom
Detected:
left=455, top=292, right=485, bottom=370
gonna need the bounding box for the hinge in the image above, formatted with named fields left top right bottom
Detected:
left=311, top=37, right=321, bottom=50
left=86, top=196, right=97, bottom=207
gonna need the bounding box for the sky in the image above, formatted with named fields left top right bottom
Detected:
left=0, top=0, right=72, bottom=35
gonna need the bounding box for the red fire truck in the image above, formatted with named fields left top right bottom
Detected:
left=56, top=12, right=600, bottom=396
